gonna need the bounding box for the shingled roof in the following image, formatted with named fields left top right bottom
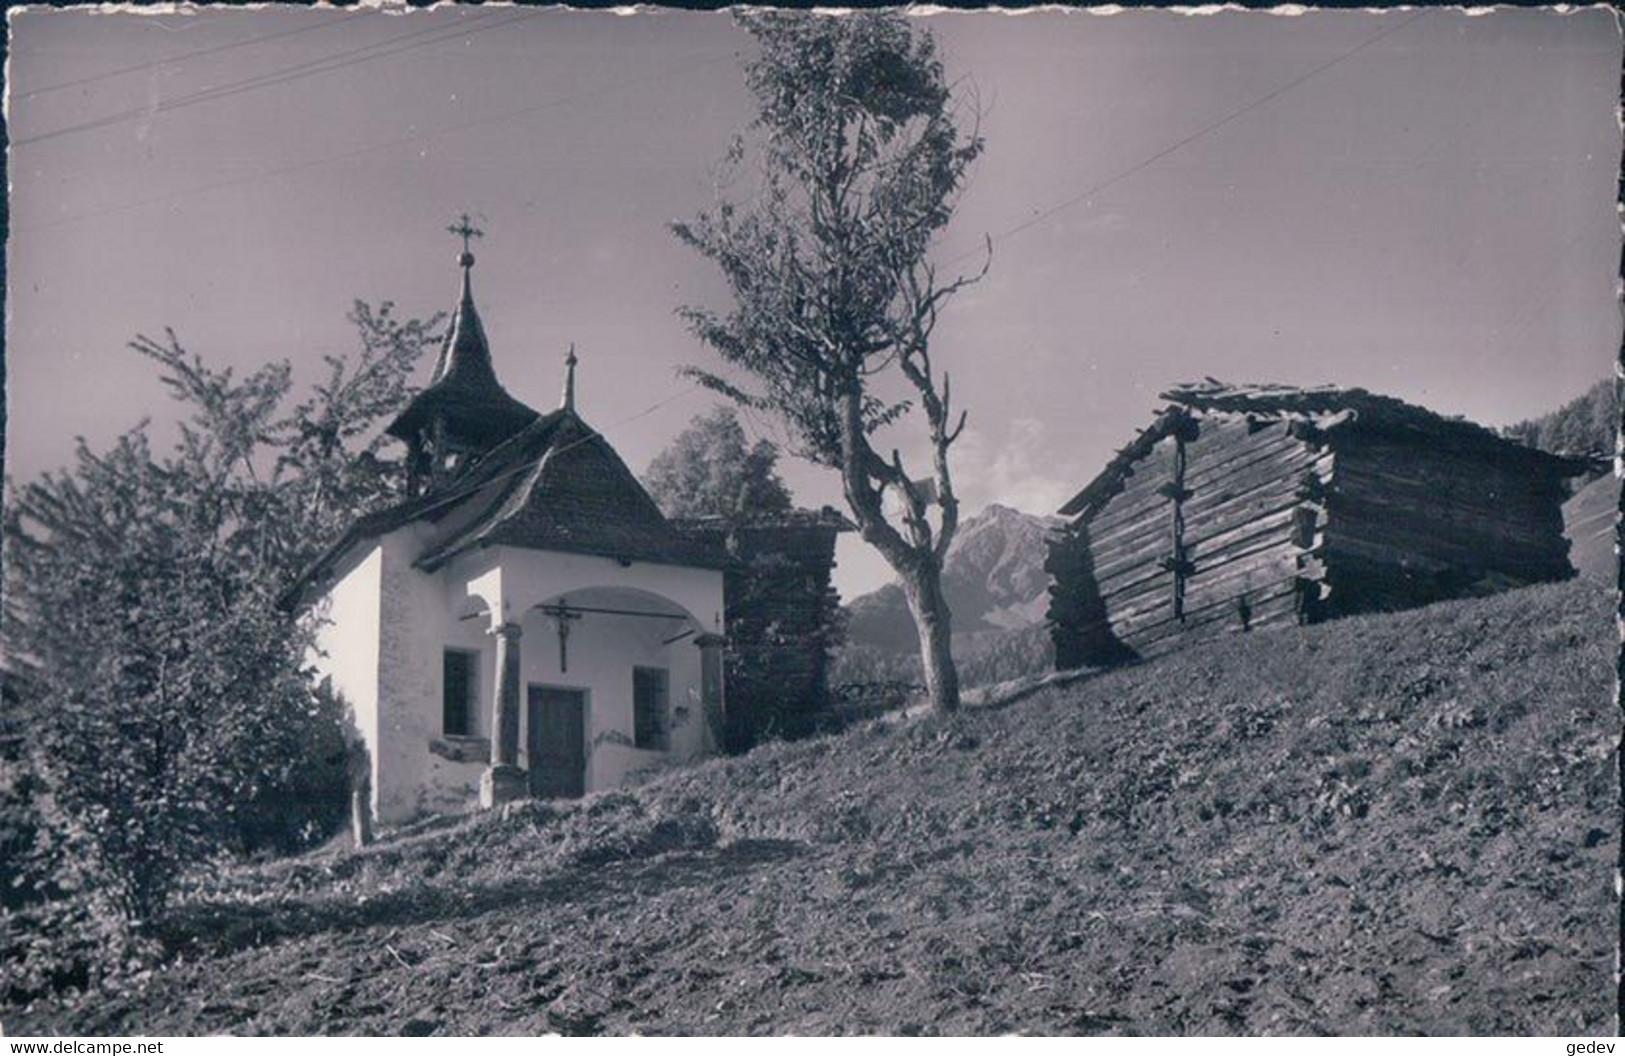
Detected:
left=1057, top=379, right=1591, bottom=519
left=283, top=403, right=726, bottom=610
left=413, top=407, right=726, bottom=572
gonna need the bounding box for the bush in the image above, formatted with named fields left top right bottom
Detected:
left=1, top=887, right=162, bottom=1009
left=229, top=681, right=352, bottom=857
left=2, top=304, right=439, bottom=950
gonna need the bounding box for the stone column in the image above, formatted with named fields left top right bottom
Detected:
left=480, top=621, right=526, bottom=809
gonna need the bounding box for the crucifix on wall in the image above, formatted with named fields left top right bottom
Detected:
left=539, top=601, right=584, bottom=672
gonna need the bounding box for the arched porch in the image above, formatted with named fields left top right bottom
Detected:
left=458, top=546, right=727, bottom=807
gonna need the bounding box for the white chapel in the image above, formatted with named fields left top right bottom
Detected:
left=285, top=231, right=727, bottom=825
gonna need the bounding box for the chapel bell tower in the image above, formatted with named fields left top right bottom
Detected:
left=384, top=216, right=540, bottom=495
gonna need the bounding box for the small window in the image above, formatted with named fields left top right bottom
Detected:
left=633, top=667, right=670, bottom=751
left=443, top=649, right=478, bottom=737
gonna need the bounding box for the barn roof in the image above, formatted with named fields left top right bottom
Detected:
left=1162, top=380, right=1519, bottom=440
left=1056, top=380, right=1592, bottom=520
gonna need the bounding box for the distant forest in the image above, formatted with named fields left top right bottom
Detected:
left=1502, top=378, right=1617, bottom=457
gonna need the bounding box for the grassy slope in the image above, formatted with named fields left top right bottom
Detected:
left=1565, top=473, right=1619, bottom=586
left=14, top=581, right=1619, bottom=1036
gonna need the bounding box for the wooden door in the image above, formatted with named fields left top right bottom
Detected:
left=527, top=685, right=586, bottom=799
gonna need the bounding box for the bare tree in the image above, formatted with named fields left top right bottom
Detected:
left=673, top=10, right=987, bottom=713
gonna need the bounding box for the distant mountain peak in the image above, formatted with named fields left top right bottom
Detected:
left=968, top=501, right=1053, bottom=523
left=844, top=503, right=1056, bottom=652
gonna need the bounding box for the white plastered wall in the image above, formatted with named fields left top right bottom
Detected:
left=362, top=539, right=724, bottom=823
left=307, top=544, right=383, bottom=815
left=371, top=524, right=496, bottom=822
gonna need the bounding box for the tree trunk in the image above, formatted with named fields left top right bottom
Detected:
left=901, top=561, right=960, bottom=713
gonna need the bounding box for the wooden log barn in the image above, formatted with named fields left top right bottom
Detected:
left=1046, top=381, right=1592, bottom=669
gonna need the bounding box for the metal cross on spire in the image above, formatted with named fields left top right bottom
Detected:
left=447, top=212, right=484, bottom=266
left=561, top=343, right=578, bottom=412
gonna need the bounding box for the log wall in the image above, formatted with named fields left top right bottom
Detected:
left=1051, top=415, right=1333, bottom=667
left=1050, top=411, right=1580, bottom=671
left=1321, top=435, right=1575, bottom=616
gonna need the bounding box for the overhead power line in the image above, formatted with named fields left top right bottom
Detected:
left=16, top=11, right=367, bottom=101
left=16, top=50, right=737, bottom=235
left=13, top=9, right=534, bottom=148
left=949, top=9, right=1432, bottom=268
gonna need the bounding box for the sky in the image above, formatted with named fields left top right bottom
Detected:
left=7, top=4, right=1621, bottom=598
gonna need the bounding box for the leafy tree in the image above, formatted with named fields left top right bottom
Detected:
left=673, top=11, right=987, bottom=713
left=7, top=433, right=320, bottom=923
left=2, top=302, right=441, bottom=933
left=643, top=406, right=793, bottom=519
left=645, top=409, right=846, bottom=752
left=0, top=672, right=49, bottom=911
